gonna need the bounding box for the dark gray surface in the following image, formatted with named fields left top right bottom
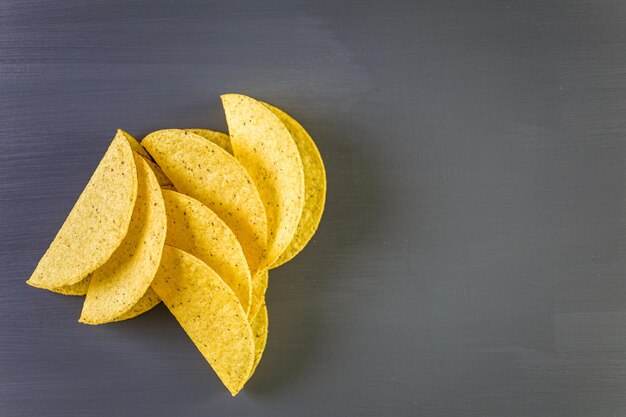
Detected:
left=2, top=0, right=626, bottom=416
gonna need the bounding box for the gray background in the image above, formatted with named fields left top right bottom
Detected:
left=2, top=0, right=626, bottom=416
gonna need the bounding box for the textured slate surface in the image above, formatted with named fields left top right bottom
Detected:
left=3, top=1, right=626, bottom=416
